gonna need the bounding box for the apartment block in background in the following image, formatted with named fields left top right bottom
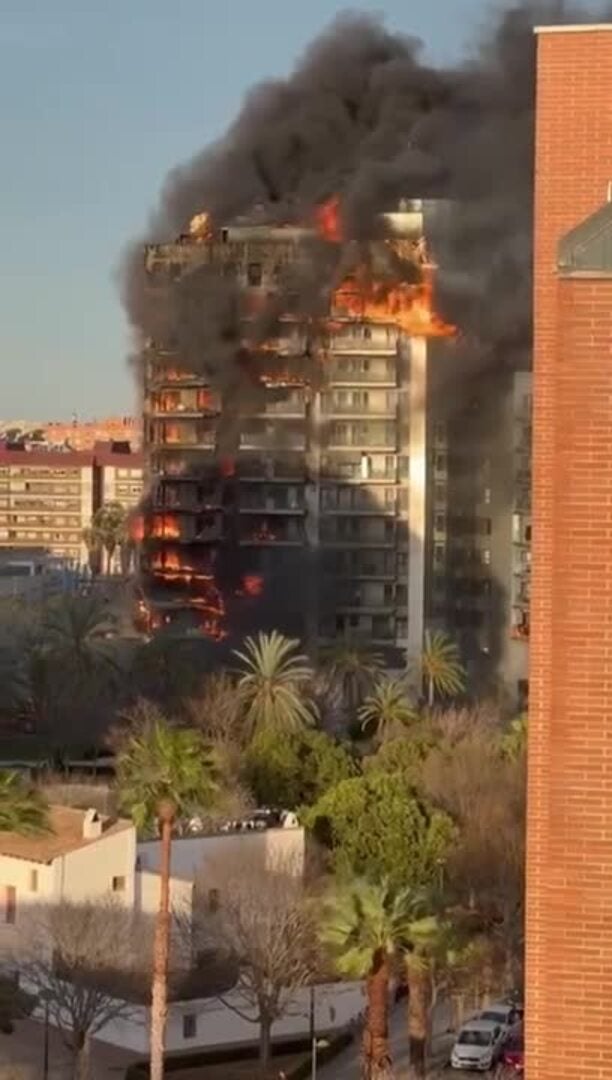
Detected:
left=527, top=23, right=612, bottom=1080
left=0, top=442, right=144, bottom=569
left=426, top=369, right=531, bottom=707
left=142, top=201, right=453, bottom=659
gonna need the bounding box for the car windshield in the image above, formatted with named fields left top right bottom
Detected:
left=458, top=1030, right=492, bottom=1047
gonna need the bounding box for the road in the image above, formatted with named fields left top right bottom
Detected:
left=318, top=1002, right=455, bottom=1080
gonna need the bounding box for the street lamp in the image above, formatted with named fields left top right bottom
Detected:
left=309, top=986, right=329, bottom=1080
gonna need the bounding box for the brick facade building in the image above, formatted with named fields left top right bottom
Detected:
left=527, top=24, right=612, bottom=1079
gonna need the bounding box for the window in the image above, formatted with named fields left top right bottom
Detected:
left=3, top=886, right=16, bottom=924
left=183, top=1013, right=197, bottom=1040
left=30, top=870, right=38, bottom=893
left=208, top=888, right=220, bottom=913
left=112, top=876, right=126, bottom=893
left=247, top=262, right=262, bottom=287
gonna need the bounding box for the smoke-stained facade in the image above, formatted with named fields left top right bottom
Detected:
left=141, top=202, right=452, bottom=660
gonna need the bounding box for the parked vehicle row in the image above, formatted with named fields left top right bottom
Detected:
left=450, top=1000, right=523, bottom=1073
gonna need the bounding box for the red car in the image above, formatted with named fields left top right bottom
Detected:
left=502, top=1031, right=524, bottom=1073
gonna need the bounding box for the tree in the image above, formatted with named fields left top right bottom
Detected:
left=322, top=644, right=385, bottom=714
left=233, top=631, right=317, bottom=739
left=420, top=630, right=466, bottom=707
left=319, top=878, right=431, bottom=1080
left=17, top=900, right=139, bottom=1080
left=420, top=727, right=526, bottom=988
left=358, top=677, right=418, bottom=744
left=243, top=728, right=356, bottom=809
left=116, top=707, right=219, bottom=1080
left=90, top=502, right=127, bottom=574
left=305, top=772, right=455, bottom=891
left=42, top=594, right=120, bottom=686
left=82, top=526, right=103, bottom=576
left=194, top=856, right=317, bottom=1074
left=0, top=770, right=49, bottom=834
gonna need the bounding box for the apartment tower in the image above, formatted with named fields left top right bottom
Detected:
left=142, top=201, right=453, bottom=657
left=527, top=23, right=612, bottom=1079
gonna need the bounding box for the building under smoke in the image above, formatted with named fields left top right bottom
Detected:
left=141, top=199, right=454, bottom=663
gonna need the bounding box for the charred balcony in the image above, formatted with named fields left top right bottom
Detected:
left=239, top=419, right=306, bottom=452
left=239, top=515, right=304, bottom=546
left=145, top=510, right=224, bottom=544
left=151, top=478, right=224, bottom=512
left=326, top=549, right=397, bottom=579
left=320, top=516, right=397, bottom=548
left=240, top=483, right=305, bottom=514
left=237, top=454, right=306, bottom=482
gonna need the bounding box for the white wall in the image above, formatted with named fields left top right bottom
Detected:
left=54, top=826, right=137, bottom=906
left=0, top=856, right=54, bottom=957
left=95, top=980, right=366, bottom=1055
left=137, top=828, right=305, bottom=888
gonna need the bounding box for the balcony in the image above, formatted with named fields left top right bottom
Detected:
left=151, top=480, right=224, bottom=512
left=149, top=419, right=216, bottom=449
left=237, top=455, right=306, bottom=482
left=326, top=360, right=396, bottom=386
left=321, top=393, right=396, bottom=418
left=148, top=388, right=220, bottom=418
left=320, top=453, right=397, bottom=483
left=325, top=423, right=397, bottom=452
left=240, top=485, right=305, bottom=514
left=147, top=512, right=223, bottom=544
left=239, top=516, right=304, bottom=546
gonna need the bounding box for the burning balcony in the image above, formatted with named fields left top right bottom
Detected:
left=239, top=516, right=303, bottom=545
left=149, top=387, right=220, bottom=417
left=149, top=419, right=216, bottom=449
left=146, top=511, right=223, bottom=544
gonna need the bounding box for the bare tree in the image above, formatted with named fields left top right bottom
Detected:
left=193, top=854, right=318, bottom=1075
left=420, top=726, right=526, bottom=990
left=15, top=900, right=143, bottom=1080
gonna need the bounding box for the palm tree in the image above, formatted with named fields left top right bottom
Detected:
left=82, top=526, right=103, bottom=575
left=91, top=502, right=127, bottom=574
left=322, top=643, right=385, bottom=713
left=43, top=594, right=120, bottom=685
left=116, top=708, right=219, bottom=1080
left=421, top=630, right=466, bottom=708
left=233, top=631, right=317, bottom=739
left=0, top=770, right=49, bottom=834
left=319, top=878, right=427, bottom=1079
left=358, top=677, right=418, bottom=743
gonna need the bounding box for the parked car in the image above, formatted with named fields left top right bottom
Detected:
left=450, top=1019, right=505, bottom=1071
left=501, top=1030, right=524, bottom=1073
left=479, top=1002, right=522, bottom=1037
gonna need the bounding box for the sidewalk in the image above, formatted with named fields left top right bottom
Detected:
left=0, top=1019, right=138, bottom=1080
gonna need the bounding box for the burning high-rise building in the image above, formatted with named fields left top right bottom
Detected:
left=141, top=200, right=454, bottom=657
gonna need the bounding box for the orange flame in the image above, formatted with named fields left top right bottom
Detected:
left=332, top=267, right=455, bottom=338
left=151, top=514, right=180, bottom=539
left=316, top=196, right=342, bottom=243
left=252, top=522, right=277, bottom=542
left=241, top=573, right=264, bottom=597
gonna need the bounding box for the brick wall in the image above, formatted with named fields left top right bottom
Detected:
left=528, top=25, right=612, bottom=1080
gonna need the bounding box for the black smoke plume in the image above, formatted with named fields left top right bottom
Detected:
left=122, top=0, right=611, bottom=390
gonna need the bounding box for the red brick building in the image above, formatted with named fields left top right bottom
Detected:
left=527, top=23, right=612, bottom=1079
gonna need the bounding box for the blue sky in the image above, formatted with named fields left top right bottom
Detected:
left=0, top=0, right=486, bottom=419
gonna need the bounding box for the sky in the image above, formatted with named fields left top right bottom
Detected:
left=0, top=0, right=488, bottom=420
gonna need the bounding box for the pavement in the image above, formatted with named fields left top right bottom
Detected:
left=318, top=1001, right=456, bottom=1080
left=0, top=1019, right=138, bottom=1080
